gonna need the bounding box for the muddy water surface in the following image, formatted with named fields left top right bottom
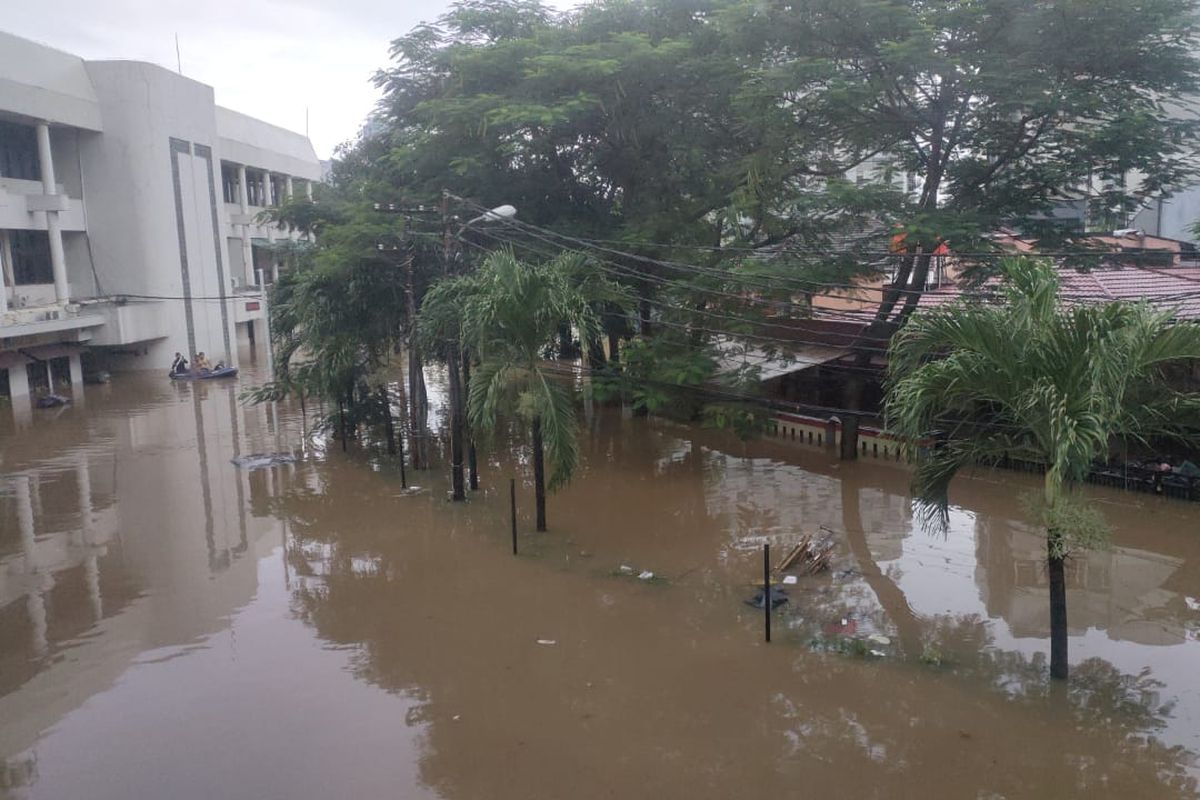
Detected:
left=1, top=367, right=1199, bottom=799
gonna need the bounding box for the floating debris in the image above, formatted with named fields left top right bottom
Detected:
left=231, top=452, right=296, bottom=470
left=1186, top=597, right=1200, bottom=612
left=745, top=587, right=789, bottom=610
left=782, top=575, right=798, bottom=585
left=637, top=570, right=654, bottom=580
left=618, top=565, right=634, bottom=575
left=866, top=634, right=892, bottom=647
left=823, top=617, right=857, bottom=635
left=776, top=532, right=835, bottom=576
left=536, top=639, right=557, bottom=646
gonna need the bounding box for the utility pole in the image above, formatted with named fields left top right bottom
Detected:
left=443, top=192, right=466, bottom=501
left=403, top=234, right=422, bottom=471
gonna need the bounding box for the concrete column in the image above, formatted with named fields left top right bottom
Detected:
left=0, top=231, right=9, bottom=314
left=263, top=172, right=276, bottom=248
left=237, top=165, right=249, bottom=210
left=36, top=122, right=69, bottom=304
left=237, top=165, right=254, bottom=286
left=8, top=360, right=30, bottom=400
left=68, top=351, right=83, bottom=393
left=285, top=175, right=294, bottom=199
left=6, top=362, right=32, bottom=426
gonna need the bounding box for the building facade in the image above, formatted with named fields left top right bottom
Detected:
left=0, top=32, right=320, bottom=420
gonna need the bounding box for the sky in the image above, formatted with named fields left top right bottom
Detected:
left=5, top=0, right=571, bottom=159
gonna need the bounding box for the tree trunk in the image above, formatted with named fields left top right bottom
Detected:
left=447, top=348, right=466, bottom=501
left=532, top=415, right=547, bottom=532
left=1048, top=529, right=1069, bottom=680
left=607, top=331, right=621, bottom=365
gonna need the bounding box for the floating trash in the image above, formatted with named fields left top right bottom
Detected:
left=867, top=634, right=892, bottom=647
left=782, top=575, right=798, bottom=585
left=744, top=587, right=789, bottom=610
left=638, top=570, right=654, bottom=580
left=618, top=565, right=634, bottom=575
left=231, top=452, right=296, bottom=470
left=536, top=639, right=557, bottom=646
left=1186, top=597, right=1200, bottom=612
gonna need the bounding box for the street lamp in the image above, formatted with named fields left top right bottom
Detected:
left=464, top=204, right=517, bottom=228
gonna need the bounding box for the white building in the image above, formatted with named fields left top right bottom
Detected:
left=0, top=32, right=320, bottom=418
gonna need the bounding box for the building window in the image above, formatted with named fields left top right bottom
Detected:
left=10, top=230, right=53, bottom=285
left=222, top=164, right=239, bottom=204
left=246, top=170, right=263, bottom=206
left=0, top=121, right=40, bottom=182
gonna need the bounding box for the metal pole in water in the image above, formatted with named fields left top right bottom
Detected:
left=398, top=431, right=408, bottom=489
left=763, top=542, right=771, bottom=643
left=510, top=477, right=518, bottom=555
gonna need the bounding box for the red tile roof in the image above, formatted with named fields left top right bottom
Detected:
left=918, top=266, right=1200, bottom=321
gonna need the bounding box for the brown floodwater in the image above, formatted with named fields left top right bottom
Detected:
left=1, top=362, right=1199, bottom=799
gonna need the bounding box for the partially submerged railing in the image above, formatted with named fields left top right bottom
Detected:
left=766, top=410, right=1200, bottom=502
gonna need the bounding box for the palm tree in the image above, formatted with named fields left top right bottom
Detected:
left=886, top=257, right=1200, bottom=680
left=422, top=248, right=626, bottom=531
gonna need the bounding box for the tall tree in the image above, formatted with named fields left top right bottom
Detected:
left=420, top=248, right=628, bottom=530
left=886, top=257, right=1200, bottom=679
left=738, top=0, right=1200, bottom=329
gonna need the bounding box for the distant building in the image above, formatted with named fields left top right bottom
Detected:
left=0, top=31, right=321, bottom=416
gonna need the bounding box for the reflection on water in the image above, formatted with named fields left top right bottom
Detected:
left=0, top=367, right=1198, bottom=799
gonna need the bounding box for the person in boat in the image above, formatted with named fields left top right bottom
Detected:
left=170, top=352, right=189, bottom=376
left=194, top=352, right=212, bottom=372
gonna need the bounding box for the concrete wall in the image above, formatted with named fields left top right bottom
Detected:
left=0, top=32, right=103, bottom=131
left=215, top=107, right=321, bottom=181
left=79, top=61, right=238, bottom=369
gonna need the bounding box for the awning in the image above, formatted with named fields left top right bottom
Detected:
left=714, top=337, right=849, bottom=381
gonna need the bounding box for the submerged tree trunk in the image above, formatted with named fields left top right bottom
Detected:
left=532, top=415, right=547, bottom=532
left=1048, top=528, right=1069, bottom=680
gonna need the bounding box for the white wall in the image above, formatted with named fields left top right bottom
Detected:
left=79, top=61, right=238, bottom=369
left=0, top=32, right=102, bottom=131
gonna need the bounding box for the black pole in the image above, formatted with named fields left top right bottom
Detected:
left=763, top=543, right=771, bottom=643
left=399, top=435, right=408, bottom=489
left=510, top=477, right=518, bottom=555
left=338, top=399, right=347, bottom=452
left=464, top=351, right=479, bottom=490
left=443, top=192, right=465, bottom=501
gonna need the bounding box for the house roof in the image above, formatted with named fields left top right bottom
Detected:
left=919, top=266, right=1200, bottom=321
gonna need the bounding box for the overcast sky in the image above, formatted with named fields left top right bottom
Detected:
left=6, top=0, right=573, bottom=159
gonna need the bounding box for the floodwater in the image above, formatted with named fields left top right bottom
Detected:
left=1, top=364, right=1199, bottom=799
